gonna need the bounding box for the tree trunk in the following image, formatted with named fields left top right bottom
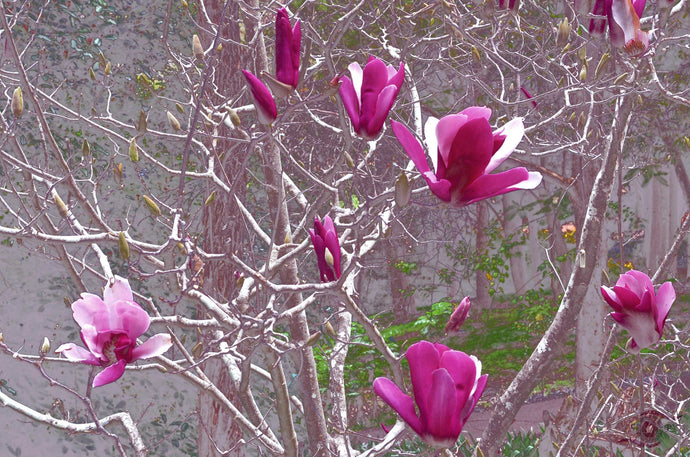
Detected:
left=197, top=1, right=246, bottom=455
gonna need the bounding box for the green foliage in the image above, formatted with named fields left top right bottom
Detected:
left=501, top=431, right=540, bottom=457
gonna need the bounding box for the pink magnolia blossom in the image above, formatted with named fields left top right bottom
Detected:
left=373, top=341, right=487, bottom=448
left=309, top=216, right=341, bottom=282
left=391, top=107, right=542, bottom=207
left=242, top=69, right=278, bottom=125
left=275, top=8, right=300, bottom=90
left=498, top=0, right=519, bottom=10
left=588, top=0, right=649, bottom=56
left=338, top=56, right=404, bottom=139
left=445, top=296, right=471, bottom=335
left=56, top=276, right=172, bottom=387
left=601, top=270, right=675, bottom=352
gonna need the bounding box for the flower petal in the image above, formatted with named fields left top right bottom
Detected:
left=435, top=114, right=469, bottom=170
left=425, top=368, right=459, bottom=446
left=55, top=343, right=101, bottom=365
left=364, top=84, right=398, bottom=138
left=444, top=117, right=494, bottom=188
left=485, top=118, right=524, bottom=174
left=338, top=76, right=361, bottom=133
left=406, top=341, right=442, bottom=428
left=109, top=300, right=151, bottom=340
left=93, top=359, right=127, bottom=387
left=438, top=350, right=477, bottom=433
left=392, top=121, right=431, bottom=175
left=601, top=285, right=624, bottom=311
left=457, top=167, right=531, bottom=205
left=131, top=333, right=173, bottom=360
left=373, top=377, right=423, bottom=435
left=104, top=275, right=134, bottom=304
left=242, top=70, right=277, bottom=124
left=347, top=62, right=363, bottom=103
left=72, top=294, right=108, bottom=329
left=611, top=310, right=658, bottom=349
left=358, top=58, right=390, bottom=135
left=654, top=282, right=675, bottom=335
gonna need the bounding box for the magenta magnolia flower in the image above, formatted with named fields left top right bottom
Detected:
left=56, top=276, right=172, bottom=387
left=338, top=56, right=404, bottom=139
left=498, top=0, right=519, bottom=10
left=445, top=297, right=471, bottom=335
left=309, top=216, right=341, bottom=282
left=374, top=341, right=487, bottom=448
left=391, top=107, right=542, bottom=207
left=588, top=0, right=648, bottom=56
left=242, top=69, right=278, bottom=125
left=601, top=270, right=675, bottom=352
left=275, top=8, right=300, bottom=90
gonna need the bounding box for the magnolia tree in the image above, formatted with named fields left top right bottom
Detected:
left=0, top=0, right=689, bottom=456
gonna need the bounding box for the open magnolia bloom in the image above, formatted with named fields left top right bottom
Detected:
left=391, top=107, right=542, bottom=207
left=588, top=0, right=649, bottom=56
left=56, top=276, right=172, bottom=387
left=309, top=216, right=341, bottom=282
left=241, top=69, right=278, bottom=125
left=338, top=55, right=404, bottom=139
left=374, top=341, right=487, bottom=448
left=263, top=8, right=301, bottom=98
left=601, top=270, right=675, bottom=352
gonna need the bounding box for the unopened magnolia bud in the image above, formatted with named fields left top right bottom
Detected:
left=579, top=66, right=587, bottom=82
left=12, top=87, right=23, bottom=118
left=614, top=72, right=629, bottom=85
left=578, top=47, right=587, bottom=63
left=684, top=137, right=690, bottom=149
left=0, top=332, right=3, bottom=343
left=204, top=190, right=216, bottom=206
left=167, top=111, right=181, bottom=131
left=176, top=103, right=184, bottom=114
left=323, top=320, right=336, bottom=338
left=181, top=0, right=188, bottom=8
left=192, top=34, right=204, bottom=60
left=216, top=43, right=222, bottom=52
left=142, top=195, right=161, bottom=217
left=41, top=337, right=50, bottom=354
left=104, top=61, right=111, bottom=75
left=343, top=151, right=355, bottom=168
left=558, top=76, right=565, bottom=88
left=113, top=163, right=123, bottom=183
left=306, top=331, right=322, bottom=346
left=637, top=94, right=643, bottom=106
left=64, top=297, right=71, bottom=307
left=118, top=231, right=130, bottom=260
left=471, top=45, right=481, bottom=63
left=192, top=341, right=203, bottom=359
left=129, top=138, right=139, bottom=162
left=89, top=67, right=96, bottom=80
left=97, top=51, right=106, bottom=68
left=594, top=53, right=610, bottom=79
left=284, top=233, right=291, bottom=244
left=395, top=172, right=411, bottom=208
left=137, top=110, right=147, bottom=132
left=227, top=108, right=241, bottom=127
left=556, top=17, right=571, bottom=46
left=561, top=43, right=570, bottom=53
left=55, top=194, right=69, bottom=218
left=82, top=139, right=90, bottom=156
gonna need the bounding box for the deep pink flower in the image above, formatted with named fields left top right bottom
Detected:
left=391, top=107, right=542, bottom=207
left=445, top=297, right=471, bottom=335
left=56, top=276, right=172, bottom=387
left=588, top=0, right=649, bottom=56
left=242, top=69, right=278, bottom=125
left=338, top=56, right=404, bottom=139
left=275, top=8, right=300, bottom=90
left=309, top=216, right=341, bottom=282
left=601, top=270, right=675, bottom=352
left=373, top=341, right=487, bottom=448
left=498, top=0, right=519, bottom=10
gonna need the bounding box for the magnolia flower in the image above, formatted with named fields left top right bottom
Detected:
left=498, top=0, right=519, bottom=10
left=391, top=107, right=542, bottom=207
left=275, top=8, right=300, bottom=90
left=309, top=216, right=341, bottom=282
left=56, top=276, right=172, bottom=387
left=374, top=341, right=487, bottom=448
left=588, top=0, right=648, bottom=56
left=445, top=297, right=471, bottom=335
left=601, top=270, right=675, bottom=352
left=242, top=69, right=278, bottom=125
left=338, top=56, right=404, bottom=139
